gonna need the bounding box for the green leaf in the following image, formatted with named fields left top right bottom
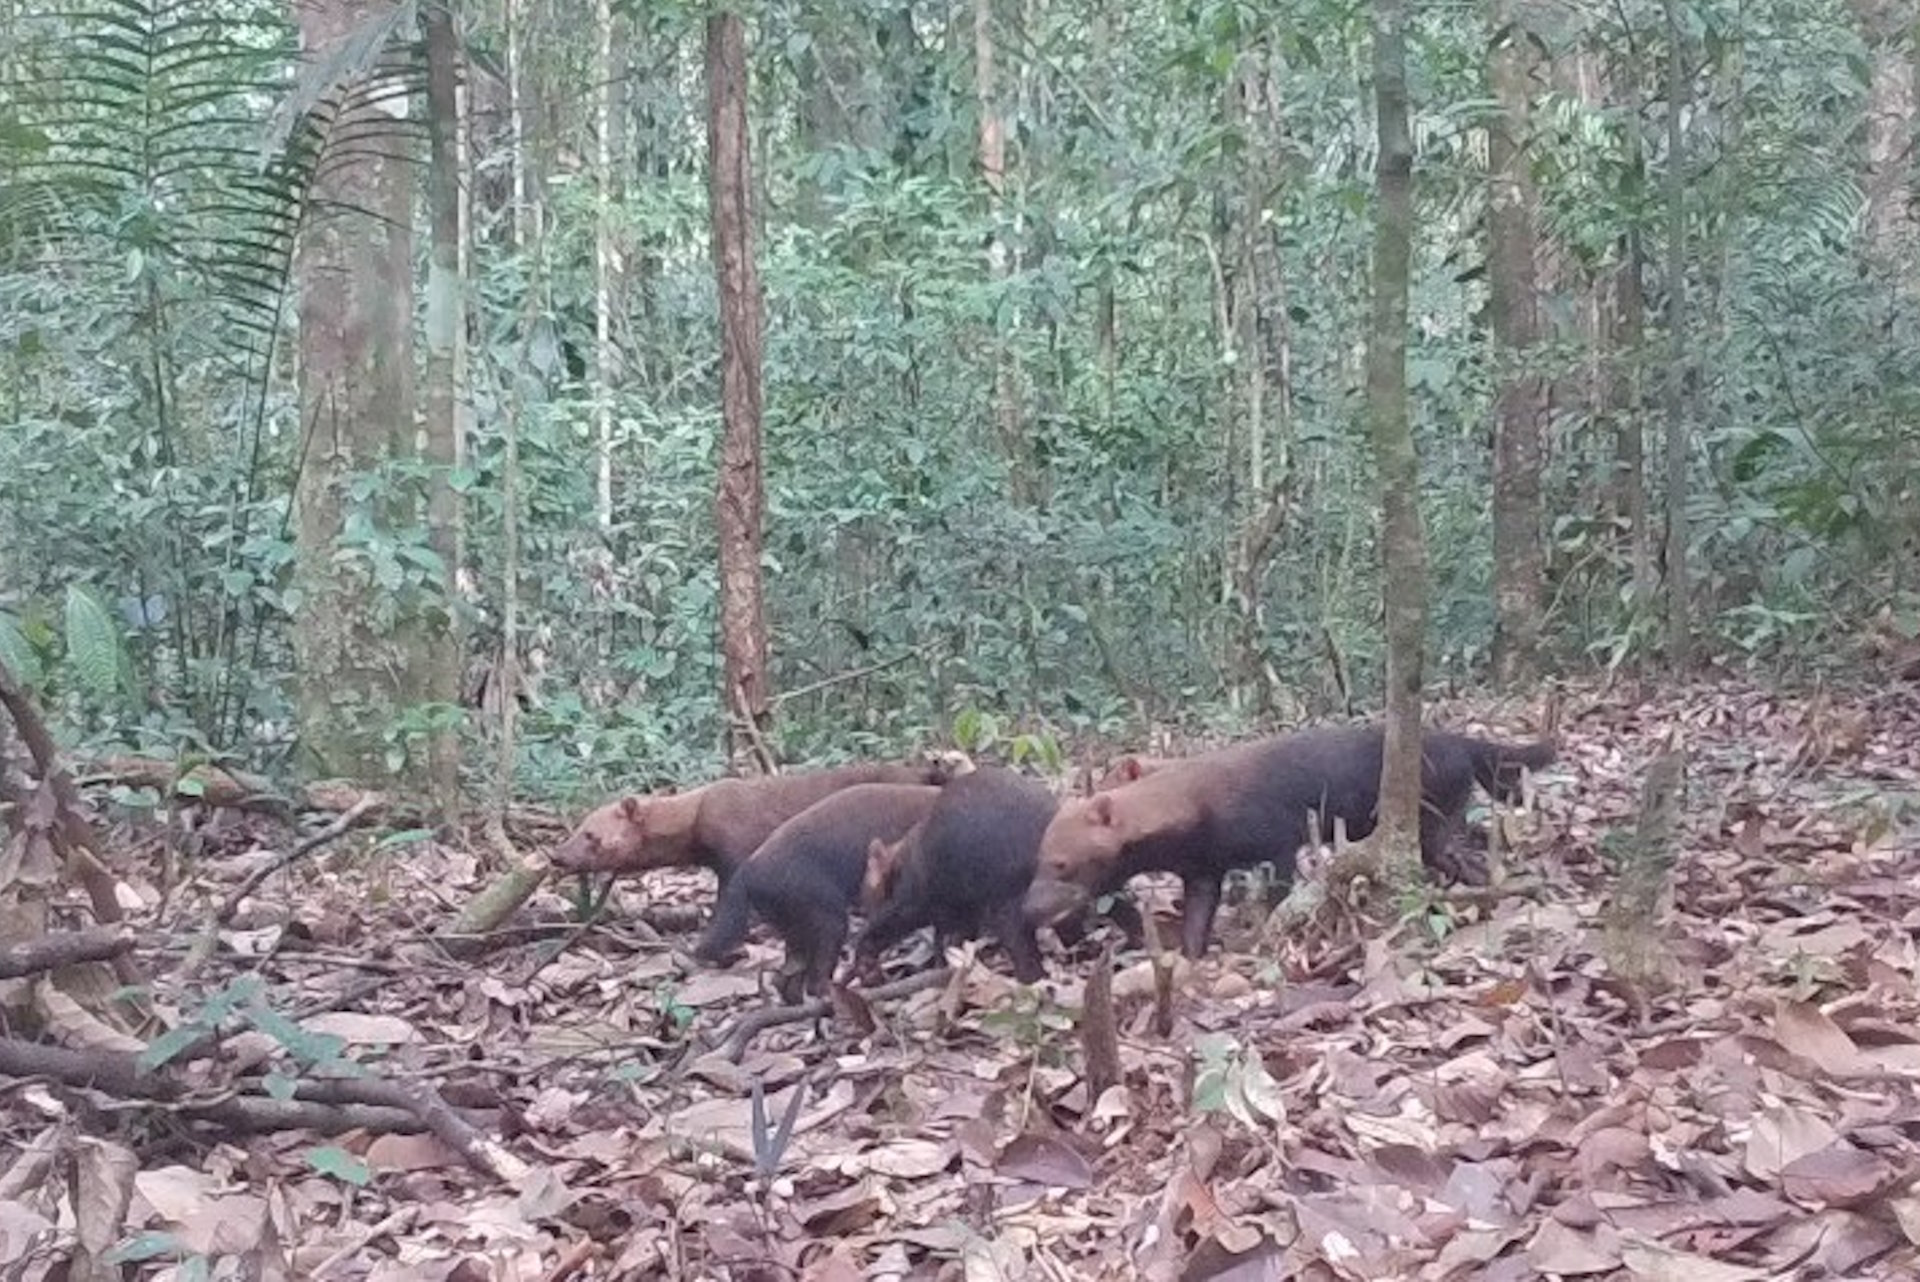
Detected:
left=106, top=1231, right=181, bottom=1264
left=375, top=828, right=434, bottom=850
left=175, top=776, right=207, bottom=798
left=138, top=1023, right=206, bottom=1072
left=64, top=584, right=124, bottom=700
left=306, top=1146, right=373, bottom=1186
left=0, top=616, right=44, bottom=688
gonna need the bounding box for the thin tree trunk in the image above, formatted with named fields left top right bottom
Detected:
left=1610, top=47, right=1654, bottom=611
left=1367, top=0, right=1426, bottom=871
left=594, top=0, right=616, bottom=530
left=707, top=11, right=772, bottom=770
left=1487, top=0, right=1546, bottom=686
left=1662, top=0, right=1690, bottom=670
left=506, top=0, right=527, bottom=250
left=975, top=0, right=1026, bottom=502
left=453, top=19, right=472, bottom=597
left=420, top=3, right=464, bottom=818
left=1615, top=234, right=1653, bottom=607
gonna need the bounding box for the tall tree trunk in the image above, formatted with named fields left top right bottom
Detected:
left=594, top=0, right=617, bottom=530
left=1662, top=0, right=1691, bottom=670
left=1367, top=0, right=1426, bottom=871
left=292, top=0, right=443, bottom=794
left=506, top=0, right=528, bottom=249
left=1225, top=57, right=1288, bottom=713
left=1850, top=0, right=1919, bottom=304
left=419, top=4, right=464, bottom=817
left=1487, top=0, right=1546, bottom=686
left=974, top=0, right=1027, bottom=502
left=707, top=11, right=772, bottom=771
left=1614, top=234, right=1653, bottom=607
left=1610, top=50, right=1655, bottom=612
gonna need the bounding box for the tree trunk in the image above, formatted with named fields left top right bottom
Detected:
left=505, top=0, right=528, bottom=249
left=1367, top=0, right=1426, bottom=871
left=419, top=4, right=464, bottom=819
left=1661, top=0, right=1691, bottom=670
left=1610, top=49, right=1655, bottom=612
left=706, top=11, right=772, bottom=771
left=975, top=0, right=1028, bottom=503
left=594, top=0, right=617, bottom=530
left=1850, top=0, right=1919, bottom=300
left=1487, top=0, right=1546, bottom=686
left=293, top=0, right=452, bottom=799
left=1614, top=234, right=1654, bottom=608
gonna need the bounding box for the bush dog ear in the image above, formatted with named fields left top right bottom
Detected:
left=620, top=795, right=645, bottom=824
left=1118, top=757, right=1144, bottom=783
left=1090, top=794, right=1115, bottom=826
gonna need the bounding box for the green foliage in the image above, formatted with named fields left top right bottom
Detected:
left=1190, top=1032, right=1286, bottom=1130
left=305, top=1146, right=373, bottom=1187
left=4, top=0, right=1914, bottom=793
left=63, top=585, right=128, bottom=703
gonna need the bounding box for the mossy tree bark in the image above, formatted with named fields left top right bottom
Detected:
left=707, top=10, right=773, bottom=771
left=292, top=0, right=458, bottom=811
left=1487, top=0, right=1546, bottom=687
left=1365, top=0, right=1426, bottom=872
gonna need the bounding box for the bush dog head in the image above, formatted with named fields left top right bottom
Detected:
left=550, top=791, right=701, bottom=874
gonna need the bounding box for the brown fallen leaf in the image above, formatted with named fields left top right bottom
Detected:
left=1743, top=1104, right=1840, bottom=1180
left=1779, top=1141, right=1896, bottom=1207
left=364, top=1133, right=460, bottom=1173
left=995, top=1132, right=1093, bottom=1190
left=1770, top=999, right=1869, bottom=1078
left=856, top=1138, right=957, bottom=1180
left=1618, top=1237, right=1766, bottom=1281
left=1526, top=1219, right=1621, bottom=1275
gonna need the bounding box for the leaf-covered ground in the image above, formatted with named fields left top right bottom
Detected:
left=8, top=674, right=1920, bottom=1280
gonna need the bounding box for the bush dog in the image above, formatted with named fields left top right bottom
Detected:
left=1029, top=725, right=1555, bottom=958
left=691, top=783, right=942, bottom=1002
left=855, top=767, right=1058, bottom=982
left=549, top=760, right=961, bottom=892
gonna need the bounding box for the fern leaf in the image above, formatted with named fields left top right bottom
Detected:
left=63, top=585, right=126, bottom=701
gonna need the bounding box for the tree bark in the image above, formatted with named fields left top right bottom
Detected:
left=1487, top=0, right=1546, bottom=686
left=293, top=0, right=452, bottom=798
left=706, top=11, right=772, bottom=770
left=1609, top=49, right=1655, bottom=611
left=1850, top=0, right=1919, bottom=297
left=1367, top=0, right=1426, bottom=870
left=1661, top=0, right=1691, bottom=670
left=594, top=0, right=617, bottom=530
left=975, top=0, right=1028, bottom=503
left=420, top=3, right=465, bottom=819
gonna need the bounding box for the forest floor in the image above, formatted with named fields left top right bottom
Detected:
left=8, top=673, right=1920, bottom=1281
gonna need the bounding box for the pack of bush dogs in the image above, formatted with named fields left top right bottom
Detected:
left=551, top=722, right=1557, bottom=1005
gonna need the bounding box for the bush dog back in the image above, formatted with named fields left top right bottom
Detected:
left=1032, top=726, right=1553, bottom=957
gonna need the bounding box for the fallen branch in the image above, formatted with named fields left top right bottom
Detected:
left=0, top=1038, right=418, bottom=1136
left=293, top=1077, right=530, bottom=1184
left=214, top=795, right=379, bottom=926
left=0, top=657, right=126, bottom=930
left=717, top=967, right=952, bottom=1063
left=0, top=925, right=136, bottom=979
left=75, top=754, right=294, bottom=816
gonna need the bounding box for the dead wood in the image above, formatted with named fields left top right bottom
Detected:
left=0, top=1039, right=417, bottom=1136
left=0, top=658, right=127, bottom=930
left=0, top=1037, right=527, bottom=1180
left=213, top=795, right=380, bottom=926
left=717, top=967, right=953, bottom=1063
left=0, top=925, right=136, bottom=979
